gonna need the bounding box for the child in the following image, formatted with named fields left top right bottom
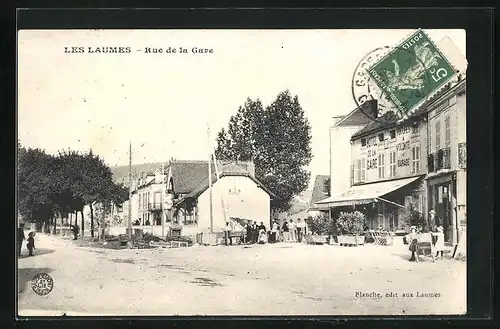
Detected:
left=258, top=229, right=268, bottom=244
left=408, top=226, right=419, bottom=263
left=27, top=232, right=35, bottom=256
left=433, top=226, right=445, bottom=259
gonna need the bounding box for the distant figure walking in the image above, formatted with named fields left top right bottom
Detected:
left=27, top=232, right=36, bottom=256
left=18, top=223, right=25, bottom=256
left=296, top=218, right=306, bottom=243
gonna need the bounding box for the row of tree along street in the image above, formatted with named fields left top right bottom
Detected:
left=18, top=144, right=129, bottom=238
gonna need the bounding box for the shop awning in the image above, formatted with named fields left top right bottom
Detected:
left=314, top=176, right=421, bottom=209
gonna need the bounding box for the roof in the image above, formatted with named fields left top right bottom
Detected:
left=175, top=162, right=275, bottom=204
left=351, top=78, right=466, bottom=140
left=168, top=160, right=217, bottom=194
left=111, top=162, right=167, bottom=185
left=310, top=175, right=330, bottom=207
left=334, top=99, right=378, bottom=127
left=314, top=176, right=422, bottom=208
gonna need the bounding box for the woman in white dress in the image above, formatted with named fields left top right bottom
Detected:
left=433, top=226, right=445, bottom=259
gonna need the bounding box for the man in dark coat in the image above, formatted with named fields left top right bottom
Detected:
left=245, top=222, right=252, bottom=244
left=18, top=223, right=25, bottom=256
left=251, top=221, right=258, bottom=243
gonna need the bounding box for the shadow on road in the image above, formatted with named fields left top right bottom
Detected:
left=17, top=267, right=53, bottom=294
left=18, top=248, right=55, bottom=258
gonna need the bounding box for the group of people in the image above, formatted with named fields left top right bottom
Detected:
left=243, top=218, right=307, bottom=245
left=17, top=223, right=36, bottom=257
left=407, top=224, right=445, bottom=262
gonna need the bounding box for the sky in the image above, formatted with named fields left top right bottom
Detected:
left=18, top=29, right=466, bottom=189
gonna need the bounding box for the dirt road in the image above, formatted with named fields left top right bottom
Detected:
left=17, top=232, right=466, bottom=316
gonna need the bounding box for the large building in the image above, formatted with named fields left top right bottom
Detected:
left=316, top=78, right=466, bottom=244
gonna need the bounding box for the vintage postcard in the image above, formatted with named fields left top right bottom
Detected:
left=17, top=29, right=467, bottom=316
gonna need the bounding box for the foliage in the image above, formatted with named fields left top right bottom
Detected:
left=215, top=91, right=312, bottom=211
left=336, top=211, right=366, bottom=235
left=17, top=143, right=129, bottom=238
left=306, top=213, right=335, bottom=236
left=399, top=202, right=426, bottom=232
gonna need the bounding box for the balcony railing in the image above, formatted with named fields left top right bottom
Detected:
left=148, top=203, right=163, bottom=211
left=428, top=148, right=451, bottom=173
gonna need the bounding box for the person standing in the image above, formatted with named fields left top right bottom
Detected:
left=18, top=223, right=25, bottom=257
left=270, top=220, right=279, bottom=243
left=289, top=219, right=296, bottom=242
left=27, top=232, right=36, bottom=256
left=282, top=220, right=290, bottom=242
left=252, top=221, right=258, bottom=244
left=296, top=218, right=306, bottom=243
left=408, top=226, right=419, bottom=262
left=224, top=222, right=233, bottom=246
left=433, top=226, right=445, bottom=259
left=245, top=222, right=252, bottom=244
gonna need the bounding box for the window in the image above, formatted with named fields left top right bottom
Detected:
left=361, top=158, right=366, bottom=182
left=390, top=130, right=396, bottom=139
left=389, top=151, right=396, bottom=177
left=412, top=146, right=420, bottom=174
left=323, top=178, right=330, bottom=195
left=361, top=138, right=366, bottom=147
left=435, top=120, right=441, bottom=151
left=378, top=154, right=385, bottom=179
left=445, top=115, right=451, bottom=148
left=378, top=133, right=385, bottom=142
left=355, top=159, right=361, bottom=183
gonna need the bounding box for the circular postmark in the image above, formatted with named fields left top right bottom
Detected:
left=352, top=43, right=437, bottom=125
left=31, top=273, right=54, bottom=296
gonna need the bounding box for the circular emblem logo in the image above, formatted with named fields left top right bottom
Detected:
left=31, top=273, right=54, bottom=296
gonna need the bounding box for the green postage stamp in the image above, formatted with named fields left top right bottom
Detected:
left=368, top=29, right=457, bottom=118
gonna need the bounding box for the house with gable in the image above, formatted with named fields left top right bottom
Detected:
left=125, top=160, right=274, bottom=237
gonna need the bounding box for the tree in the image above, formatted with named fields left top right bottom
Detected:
left=215, top=91, right=312, bottom=211
left=18, top=146, right=58, bottom=230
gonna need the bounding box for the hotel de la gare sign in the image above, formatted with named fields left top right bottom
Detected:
left=352, top=118, right=425, bottom=185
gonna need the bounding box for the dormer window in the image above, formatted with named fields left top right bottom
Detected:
left=378, top=133, right=385, bottom=142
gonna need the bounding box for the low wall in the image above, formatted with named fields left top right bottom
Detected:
left=106, top=225, right=204, bottom=238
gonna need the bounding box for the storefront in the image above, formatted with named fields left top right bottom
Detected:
left=427, top=171, right=461, bottom=244
left=315, top=175, right=425, bottom=233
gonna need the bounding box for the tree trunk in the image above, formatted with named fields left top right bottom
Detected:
left=53, top=215, right=57, bottom=234
left=90, top=204, right=95, bottom=238
left=80, top=210, right=85, bottom=238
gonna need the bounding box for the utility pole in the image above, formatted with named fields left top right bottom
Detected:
left=128, top=141, right=133, bottom=244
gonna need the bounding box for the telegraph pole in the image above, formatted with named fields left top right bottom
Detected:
left=128, top=141, right=133, bottom=243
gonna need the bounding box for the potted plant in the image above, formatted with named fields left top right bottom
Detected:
left=336, top=211, right=366, bottom=246
left=306, top=214, right=332, bottom=244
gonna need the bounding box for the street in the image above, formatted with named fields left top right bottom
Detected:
left=18, top=232, right=466, bottom=316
